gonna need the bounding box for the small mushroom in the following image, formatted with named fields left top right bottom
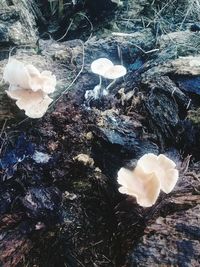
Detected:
left=117, top=166, right=160, bottom=207
left=91, top=58, right=114, bottom=77
left=6, top=89, right=53, bottom=119
left=102, top=65, right=127, bottom=80
left=91, top=58, right=126, bottom=79
left=137, top=153, right=179, bottom=194
left=103, top=64, right=126, bottom=91
left=85, top=58, right=127, bottom=103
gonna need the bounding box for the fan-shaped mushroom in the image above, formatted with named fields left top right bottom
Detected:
left=3, top=59, right=56, bottom=94
left=137, top=153, right=179, bottom=194
left=6, top=89, right=53, bottom=119
left=117, top=166, right=160, bottom=207
left=3, top=58, right=56, bottom=118
left=117, top=153, right=179, bottom=207
left=3, top=59, right=31, bottom=89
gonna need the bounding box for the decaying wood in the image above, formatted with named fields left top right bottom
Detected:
left=0, top=231, right=32, bottom=267
left=0, top=213, right=32, bottom=267
left=1, top=1, right=200, bottom=267
left=131, top=193, right=200, bottom=266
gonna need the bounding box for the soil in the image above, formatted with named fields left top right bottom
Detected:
left=0, top=1, right=200, bottom=267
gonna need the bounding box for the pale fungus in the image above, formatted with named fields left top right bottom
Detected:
left=137, top=153, right=179, bottom=194
left=3, top=58, right=56, bottom=118
left=6, top=89, right=53, bottom=119
left=85, top=58, right=127, bottom=102
left=117, top=166, right=160, bottom=207
left=91, top=58, right=113, bottom=77
left=26, top=65, right=56, bottom=94
left=91, top=58, right=126, bottom=81
left=102, top=65, right=127, bottom=80
left=117, top=153, right=179, bottom=207
left=3, top=59, right=31, bottom=89
left=3, top=59, right=56, bottom=94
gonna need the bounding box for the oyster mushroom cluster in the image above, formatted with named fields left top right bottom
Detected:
left=117, top=153, right=179, bottom=207
left=3, top=59, right=56, bottom=118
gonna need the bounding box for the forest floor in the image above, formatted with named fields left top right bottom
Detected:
left=0, top=1, right=200, bottom=267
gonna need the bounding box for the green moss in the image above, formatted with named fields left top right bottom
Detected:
left=187, top=108, right=200, bottom=124
left=73, top=180, right=92, bottom=190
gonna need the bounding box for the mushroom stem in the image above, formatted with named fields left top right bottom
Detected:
left=99, top=75, right=102, bottom=87
left=106, top=79, right=117, bottom=91
left=98, top=75, right=104, bottom=97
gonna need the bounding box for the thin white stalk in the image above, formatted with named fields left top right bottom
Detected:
left=99, top=75, right=102, bottom=87
left=106, top=79, right=117, bottom=91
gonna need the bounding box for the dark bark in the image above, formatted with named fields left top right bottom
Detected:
left=1, top=1, right=200, bottom=267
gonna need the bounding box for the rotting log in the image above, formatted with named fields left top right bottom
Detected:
left=0, top=213, right=32, bottom=267
left=130, top=197, right=200, bottom=267
left=0, top=230, right=32, bottom=267
left=1, top=4, right=200, bottom=265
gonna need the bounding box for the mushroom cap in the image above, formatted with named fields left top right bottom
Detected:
left=3, top=59, right=56, bottom=94
left=117, top=166, right=161, bottom=207
left=103, top=65, right=127, bottom=79
left=40, top=71, right=57, bottom=94
left=91, top=58, right=114, bottom=76
left=29, top=71, right=56, bottom=94
left=137, top=153, right=179, bottom=194
left=6, top=88, right=53, bottom=119
left=3, top=59, right=30, bottom=89
left=26, top=64, right=41, bottom=76
left=91, top=58, right=127, bottom=79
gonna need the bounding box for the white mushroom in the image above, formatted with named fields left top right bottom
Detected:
left=117, top=166, right=160, bottom=207
left=3, top=58, right=56, bottom=118
left=117, top=153, right=179, bottom=207
left=3, top=59, right=56, bottom=94
left=6, top=89, right=53, bottom=119
left=103, top=65, right=127, bottom=80
left=3, top=59, right=30, bottom=89
left=137, top=153, right=179, bottom=194
left=26, top=64, right=41, bottom=77
left=27, top=66, right=56, bottom=94
left=91, top=58, right=114, bottom=77
left=91, top=58, right=127, bottom=80
left=86, top=58, right=127, bottom=102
